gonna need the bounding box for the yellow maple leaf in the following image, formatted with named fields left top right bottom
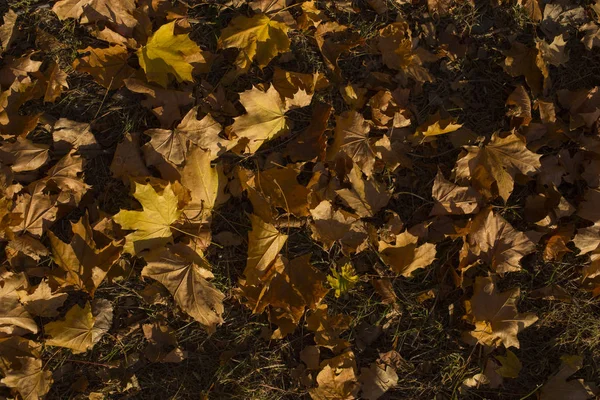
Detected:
left=44, top=300, right=113, bottom=354
left=137, top=21, right=201, bottom=87
left=218, top=13, right=290, bottom=76
left=113, top=182, right=182, bottom=254
left=231, top=85, right=290, bottom=154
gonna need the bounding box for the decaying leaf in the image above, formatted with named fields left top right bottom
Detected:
left=0, top=356, right=53, bottom=400
left=465, top=208, right=537, bottom=274
left=378, top=231, right=437, bottom=277
left=44, top=299, right=113, bottom=354
left=454, top=131, right=541, bottom=202
left=142, top=244, right=225, bottom=333
left=463, top=276, right=538, bottom=348
left=244, top=214, right=288, bottom=284
left=540, top=355, right=597, bottom=400
left=49, top=215, right=123, bottom=295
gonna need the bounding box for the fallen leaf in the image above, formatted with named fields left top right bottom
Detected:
left=181, top=145, right=228, bottom=223
left=73, top=45, right=134, bottom=90
left=327, top=263, right=359, bottom=298
left=378, top=231, right=437, bottom=277
left=430, top=170, right=481, bottom=216
left=49, top=215, right=123, bottom=295
left=309, top=351, right=359, bottom=400
left=44, top=299, right=113, bottom=353
left=454, top=131, right=541, bottom=202
left=0, top=356, right=53, bottom=400
left=0, top=270, right=38, bottom=337
left=113, top=182, right=183, bottom=254
left=137, top=21, right=203, bottom=87
left=462, top=276, right=538, bottom=348
left=495, top=350, right=522, bottom=378
left=142, top=244, right=225, bottom=333
left=231, top=85, right=289, bottom=154
left=218, top=13, right=290, bottom=76
left=336, top=164, right=391, bottom=218
left=359, top=361, right=398, bottom=400
left=328, top=111, right=376, bottom=176
left=540, top=355, right=597, bottom=400
left=466, top=208, right=537, bottom=274
left=123, top=78, right=193, bottom=127
left=0, top=137, right=49, bottom=173
left=17, top=280, right=68, bottom=318
left=306, top=303, right=351, bottom=353
left=244, top=214, right=288, bottom=285
left=0, top=9, right=18, bottom=52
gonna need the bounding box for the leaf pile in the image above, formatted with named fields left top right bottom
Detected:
left=0, top=0, right=599, bottom=399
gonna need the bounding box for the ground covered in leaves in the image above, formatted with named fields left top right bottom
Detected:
left=1, top=0, right=600, bottom=399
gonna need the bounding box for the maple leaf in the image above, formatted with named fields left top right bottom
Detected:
left=0, top=356, right=53, bottom=400
left=113, top=182, right=182, bottom=254
left=11, top=189, right=57, bottom=238
left=52, top=118, right=100, bottom=156
left=327, top=263, right=359, bottom=298
left=310, top=200, right=368, bottom=254
left=244, top=214, right=288, bottom=285
left=298, top=0, right=329, bottom=29
left=218, top=13, right=290, bottom=76
left=315, top=22, right=364, bottom=80
left=17, top=280, right=68, bottom=318
left=52, top=0, right=137, bottom=37
left=359, top=360, right=399, bottom=400
left=137, top=21, right=203, bottom=87
left=378, top=231, right=437, bottom=277
left=239, top=254, right=328, bottom=339
left=466, top=208, right=537, bottom=274
left=336, top=164, right=391, bottom=218
left=454, top=131, right=541, bottom=202
left=309, top=351, right=359, bottom=400
left=580, top=22, right=600, bottom=50
left=36, top=61, right=68, bottom=103
left=328, top=110, right=377, bottom=176
left=540, top=355, right=598, bottom=400
left=502, top=40, right=548, bottom=95
left=231, top=85, right=289, bottom=154
left=41, top=151, right=90, bottom=205
left=123, top=78, right=193, bottom=127
left=0, top=270, right=38, bottom=337
left=495, top=350, right=522, bottom=379
left=255, top=164, right=311, bottom=216
left=307, top=304, right=352, bottom=353
left=49, top=215, right=123, bottom=295
left=181, top=145, right=229, bottom=223
left=142, top=244, right=225, bottom=333
left=0, top=9, right=18, bottom=52
left=44, top=299, right=113, bottom=354
left=73, top=45, right=134, bottom=90
left=0, top=137, right=49, bottom=173
left=430, top=170, right=481, bottom=216
left=415, top=112, right=462, bottom=140
left=462, top=276, right=538, bottom=349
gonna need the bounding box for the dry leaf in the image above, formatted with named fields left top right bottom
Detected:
left=142, top=244, right=225, bottom=333
left=540, top=355, right=597, bottom=400
left=44, top=299, right=113, bottom=353
left=49, top=215, right=123, bottom=295
left=462, top=276, right=538, bottom=348
left=73, top=45, right=134, bottom=90
left=378, top=231, right=437, bottom=277
left=454, top=131, right=541, bottom=202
